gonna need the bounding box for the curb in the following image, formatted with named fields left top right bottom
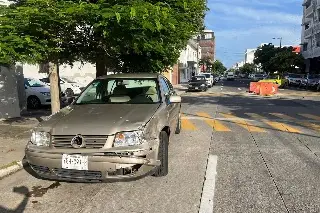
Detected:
left=0, top=161, right=23, bottom=180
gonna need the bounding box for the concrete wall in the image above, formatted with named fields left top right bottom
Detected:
left=0, top=65, right=22, bottom=119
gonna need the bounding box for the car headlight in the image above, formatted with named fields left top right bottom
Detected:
left=30, top=131, right=51, bottom=146
left=40, top=92, right=50, bottom=96
left=201, top=84, right=205, bottom=86
left=113, top=131, right=145, bottom=147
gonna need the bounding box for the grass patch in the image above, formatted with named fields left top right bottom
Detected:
left=0, top=161, right=20, bottom=170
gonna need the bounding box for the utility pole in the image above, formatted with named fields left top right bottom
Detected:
left=272, top=37, right=282, bottom=48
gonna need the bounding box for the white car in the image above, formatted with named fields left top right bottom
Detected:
left=39, top=77, right=83, bottom=97
left=201, top=73, right=214, bottom=87
left=24, top=78, right=52, bottom=109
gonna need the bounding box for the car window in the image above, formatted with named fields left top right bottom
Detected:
left=159, top=78, right=170, bottom=96
left=193, top=76, right=205, bottom=81
left=24, top=78, right=46, bottom=87
left=75, top=78, right=160, bottom=104
left=163, top=77, right=174, bottom=94
left=204, top=74, right=211, bottom=78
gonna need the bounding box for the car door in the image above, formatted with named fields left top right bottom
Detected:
left=159, top=77, right=178, bottom=131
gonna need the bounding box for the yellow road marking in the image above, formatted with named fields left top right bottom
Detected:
left=269, top=113, right=295, bottom=120
left=181, top=114, right=197, bottom=130
left=268, top=113, right=320, bottom=132
left=246, top=113, right=301, bottom=133
left=196, top=112, right=231, bottom=132
left=299, top=114, right=320, bottom=121
left=219, top=113, right=265, bottom=132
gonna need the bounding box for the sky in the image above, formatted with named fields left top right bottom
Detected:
left=205, top=0, right=303, bottom=68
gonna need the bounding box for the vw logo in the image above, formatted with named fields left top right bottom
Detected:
left=71, top=134, right=85, bottom=148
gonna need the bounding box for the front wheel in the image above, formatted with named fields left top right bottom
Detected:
left=153, top=131, right=169, bottom=177
left=27, top=96, right=41, bottom=109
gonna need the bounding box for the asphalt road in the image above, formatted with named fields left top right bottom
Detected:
left=1, top=79, right=320, bottom=213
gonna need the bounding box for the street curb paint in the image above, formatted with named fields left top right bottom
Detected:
left=199, top=155, right=218, bottom=213
left=0, top=161, right=23, bottom=180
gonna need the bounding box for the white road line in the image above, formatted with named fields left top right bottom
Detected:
left=199, top=155, right=218, bottom=213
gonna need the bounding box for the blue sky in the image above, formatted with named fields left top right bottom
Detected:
left=205, top=0, right=303, bottom=68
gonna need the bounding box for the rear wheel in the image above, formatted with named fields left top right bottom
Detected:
left=153, top=131, right=169, bottom=177
left=27, top=96, right=41, bottom=109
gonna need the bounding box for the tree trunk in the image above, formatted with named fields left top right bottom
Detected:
left=96, top=57, right=107, bottom=78
left=49, top=62, right=61, bottom=114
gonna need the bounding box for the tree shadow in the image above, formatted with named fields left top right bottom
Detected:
left=0, top=186, right=30, bottom=213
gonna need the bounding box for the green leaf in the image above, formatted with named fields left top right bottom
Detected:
left=130, top=7, right=136, bottom=19
left=115, top=12, right=121, bottom=23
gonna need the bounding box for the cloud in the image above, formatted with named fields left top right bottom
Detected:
left=205, top=0, right=302, bottom=67
left=209, top=3, right=301, bottom=25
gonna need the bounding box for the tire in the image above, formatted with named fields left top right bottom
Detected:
left=27, top=96, right=41, bottom=109
left=175, top=113, right=181, bottom=134
left=153, top=131, right=169, bottom=177
left=65, top=88, right=74, bottom=97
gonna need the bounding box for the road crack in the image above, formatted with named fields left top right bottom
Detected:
left=247, top=129, right=290, bottom=213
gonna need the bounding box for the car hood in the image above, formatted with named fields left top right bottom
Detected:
left=39, top=104, right=160, bottom=135
left=30, top=86, right=50, bottom=92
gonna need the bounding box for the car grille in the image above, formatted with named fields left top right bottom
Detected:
left=52, top=135, right=107, bottom=149
left=30, top=164, right=50, bottom=174
left=52, top=168, right=102, bottom=180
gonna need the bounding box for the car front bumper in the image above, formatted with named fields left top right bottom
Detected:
left=188, top=85, right=206, bottom=91
left=25, top=144, right=160, bottom=182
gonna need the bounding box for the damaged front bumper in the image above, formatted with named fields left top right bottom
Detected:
left=25, top=144, right=160, bottom=182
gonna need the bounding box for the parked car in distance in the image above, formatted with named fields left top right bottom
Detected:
left=259, top=74, right=289, bottom=88
left=286, top=73, right=305, bottom=86
left=24, top=78, right=67, bottom=109
left=251, top=74, right=265, bottom=82
left=201, top=73, right=214, bottom=87
left=227, top=71, right=235, bottom=81
left=188, top=75, right=208, bottom=92
left=39, top=77, right=83, bottom=97
left=300, top=74, right=320, bottom=89
left=24, top=78, right=52, bottom=109
left=25, top=73, right=182, bottom=181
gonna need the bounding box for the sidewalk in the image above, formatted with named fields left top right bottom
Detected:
left=0, top=118, right=39, bottom=173
left=173, top=84, right=188, bottom=95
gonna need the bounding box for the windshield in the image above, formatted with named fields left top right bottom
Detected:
left=255, top=74, right=263, bottom=77
left=204, top=74, right=211, bottom=78
left=191, top=76, right=206, bottom=81
left=75, top=78, right=160, bottom=104
left=24, top=78, right=46, bottom=87
left=62, top=78, right=77, bottom=83
left=308, top=74, right=320, bottom=79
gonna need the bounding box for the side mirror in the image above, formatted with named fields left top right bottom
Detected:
left=169, top=95, right=181, bottom=103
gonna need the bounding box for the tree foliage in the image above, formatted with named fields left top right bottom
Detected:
left=0, top=0, right=207, bottom=74
left=212, top=60, right=227, bottom=75
left=254, top=43, right=304, bottom=74
left=239, top=63, right=256, bottom=74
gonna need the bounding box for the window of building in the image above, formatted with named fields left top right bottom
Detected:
left=305, top=23, right=310, bottom=30
left=315, top=33, right=320, bottom=47
left=303, top=43, right=308, bottom=51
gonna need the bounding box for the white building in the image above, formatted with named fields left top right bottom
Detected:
left=245, top=49, right=256, bottom=64
left=178, top=39, right=201, bottom=83
left=301, top=0, right=320, bottom=73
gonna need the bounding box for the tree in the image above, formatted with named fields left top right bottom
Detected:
left=212, top=60, right=227, bottom=75
left=239, top=63, right=256, bottom=75
left=254, top=44, right=304, bottom=75
left=253, top=43, right=279, bottom=73
left=270, top=47, right=305, bottom=74
left=1, top=0, right=207, bottom=112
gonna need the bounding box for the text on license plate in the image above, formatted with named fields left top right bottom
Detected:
left=195, top=87, right=198, bottom=89
left=62, top=154, right=88, bottom=170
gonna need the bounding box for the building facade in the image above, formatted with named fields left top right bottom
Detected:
left=175, top=39, right=201, bottom=83
left=301, top=0, right=320, bottom=73
left=198, top=30, right=215, bottom=61
left=245, top=49, right=256, bottom=64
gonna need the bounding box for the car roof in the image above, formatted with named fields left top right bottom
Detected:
left=97, top=73, right=160, bottom=79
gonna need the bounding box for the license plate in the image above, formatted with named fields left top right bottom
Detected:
left=195, top=87, right=198, bottom=89
left=62, top=154, right=88, bottom=170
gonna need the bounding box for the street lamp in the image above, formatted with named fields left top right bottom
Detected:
left=272, top=37, right=282, bottom=48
